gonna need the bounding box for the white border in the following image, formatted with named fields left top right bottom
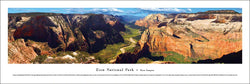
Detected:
left=1, top=1, right=249, bottom=83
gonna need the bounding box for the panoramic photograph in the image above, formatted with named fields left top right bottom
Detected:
left=8, top=8, right=242, bottom=64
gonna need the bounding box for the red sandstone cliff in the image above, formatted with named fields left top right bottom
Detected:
left=8, top=13, right=126, bottom=63
left=131, top=11, right=242, bottom=62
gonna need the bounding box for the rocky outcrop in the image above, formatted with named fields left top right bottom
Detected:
left=187, top=14, right=216, bottom=21
left=213, top=16, right=227, bottom=23
left=8, top=16, right=31, bottom=42
left=8, top=13, right=126, bottom=63
left=137, top=24, right=241, bottom=60
left=115, top=43, right=152, bottom=63
left=8, top=39, right=37, bottom=64
left=13, top=16, right=63, bottom=48
left=25, top=40, right=54, bottom=55
left=230, top=16, right=242, bottom=22
left=133, top=11, right=242, bottom=62
left=135, top=12, right=241, bottom=27
left=9, top=13, right=125, bottom=53
left=103, top=15, right=126, bottom=32
left=135, top=14, right=168, bottom=28
left=71, top=14, right=125, bottom=52
left=115, top=53, right=138, bottom=63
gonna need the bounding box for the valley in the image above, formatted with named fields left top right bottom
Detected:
left=8, top=10, right=242, bottom=64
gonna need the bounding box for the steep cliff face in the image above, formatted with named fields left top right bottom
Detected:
left=9, top=13, right=124, bottom=51
left=134, top=11, right=242, bottom=62
left=103, top=15, right=126, bottom=32
left=135, top=14, right=168, bottom=28
left=8, top=13, right=125, bottom=63
left=115, top=43, right=151, bottom=63
left=138, top=25, right=241, bottom=59
left=69, top=14, right=125, bottom=52
left=13, top=16, right=63, bottom=48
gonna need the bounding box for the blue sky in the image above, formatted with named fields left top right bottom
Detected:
left=8, top=8, right=242, bottom=16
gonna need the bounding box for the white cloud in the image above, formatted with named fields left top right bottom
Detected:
left=111, top=8, right=124, bottom=12
left=60, top=8, right=124, bottom=15
left=63, top=8, right=85, bottom=13
left=90, top=8, right=123, bottom=13
left=139, top=8, right=187, bottom=13
left=187, top=8, right=192, bottom=12
left=86, top=8, right=124, bottom=15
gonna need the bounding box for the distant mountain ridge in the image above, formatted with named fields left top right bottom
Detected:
left=114, top=15, right=144, bottom=23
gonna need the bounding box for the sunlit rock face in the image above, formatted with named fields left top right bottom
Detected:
left=8, top=13, right=125, bottom=63
left=8, top=39, right=37, bottom=64
left=135, top=14, right=168, bottom=28
left=135, top=11, right=242, bottom=61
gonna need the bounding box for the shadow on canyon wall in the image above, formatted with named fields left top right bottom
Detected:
left=193, top=50, right=242, bottom=64
left=115, top=43, right=164, bottom=63
left=116, top=43, right=242, bottom=64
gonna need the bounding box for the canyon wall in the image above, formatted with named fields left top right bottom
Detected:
left=131, top=11, right=242, bottom=62
left=8, top=13, right=125, bottom=63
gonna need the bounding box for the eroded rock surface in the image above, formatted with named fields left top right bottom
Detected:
left=8, top=13, right=125, bottom=63
left=8, top=39, right=37, bottom=64
left=132, top=10, right=242, bottom=62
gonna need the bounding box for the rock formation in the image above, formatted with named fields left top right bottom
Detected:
left=135, top=14, right=168, bottom=28
left=133, top=10, right=242, bottom=63
left=8, top=10, right=242, bottom=64
left=8, top=13, right=125, bottom=63
left=8, top=39, right=37, bottom=64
